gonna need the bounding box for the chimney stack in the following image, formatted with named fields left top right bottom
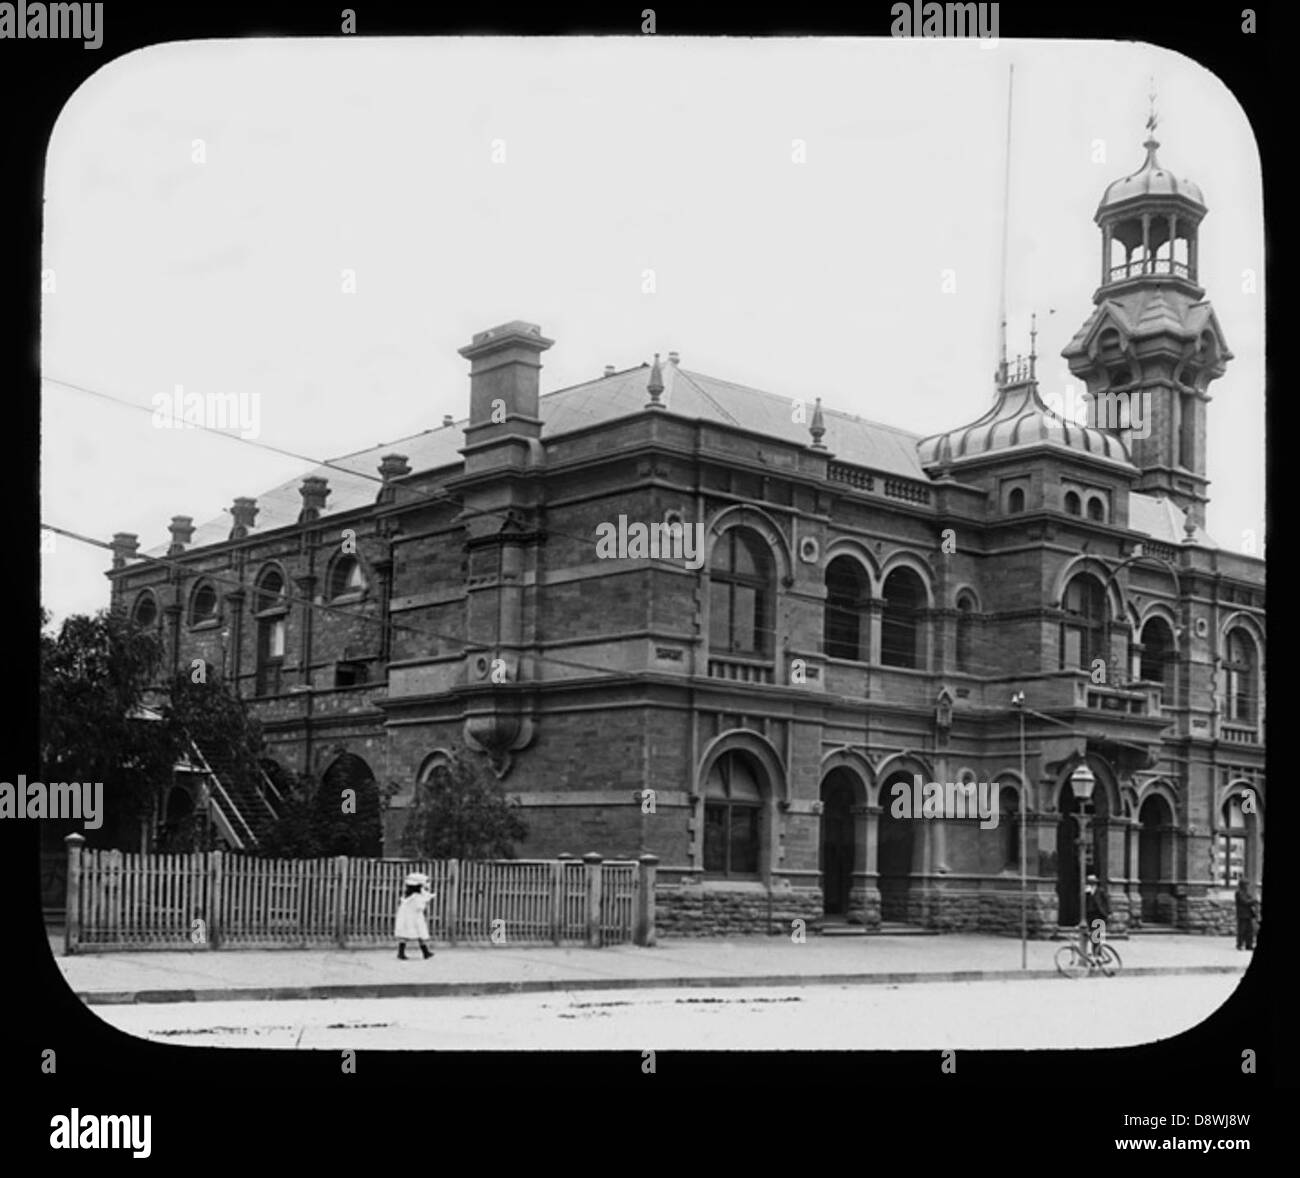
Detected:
left=458, top=320, right=553, bottom=438
left=167, top=516, right=194, bottom=555
left=442, top=414, right=455, bottom=427
left=298, top=476, right=330, bottom=523
left=377, top=454, right=410, bottom=504
left=603, top=365, right=616, bottom=378
left=229, top=497, right=258, bottom=540
left=110, top=532, right=140, bottom=569
left=668, top=351, right=680, bottom=365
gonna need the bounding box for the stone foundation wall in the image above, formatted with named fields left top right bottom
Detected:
left=924, top=890, right=1060, bottom=936
left=656, top=883, right=823, bottom=937
left=1179, top=893, right=1261, bottom=936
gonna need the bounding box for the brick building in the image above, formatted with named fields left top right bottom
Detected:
left=106, top=132, right=1264, bottom=936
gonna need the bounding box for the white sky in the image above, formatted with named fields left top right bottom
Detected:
left=40, top=36, right=1265, bottom=625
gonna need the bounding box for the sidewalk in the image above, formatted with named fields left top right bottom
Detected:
left=53, top=932, right=1251, bottom=1005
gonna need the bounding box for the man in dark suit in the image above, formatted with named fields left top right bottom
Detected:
left=1084, top=873, right=1110, bottom=950
left=1234, top=879, right=1259, bottom=950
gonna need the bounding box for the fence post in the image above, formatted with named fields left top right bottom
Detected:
left=64, top=833, right=85, bottom=956
left=550, top=859, right=564, bottom=945
left=334, top=856, right=349, bottom=949
left=208, top=850, right=224, bottom=949
left=635, top=854, right=659, bottom=947
left=447, top=860, right=460, bottom=947
left=583, top=851, right=603, bottom=949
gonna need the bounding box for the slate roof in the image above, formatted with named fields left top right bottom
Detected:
left=1063, top=291, right=1226, bottom=357
left=145, top=360, right=927, bottom=555
left=1129, top=491, right=1218, bottom=548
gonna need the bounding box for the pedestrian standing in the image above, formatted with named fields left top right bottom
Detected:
left=1234, top=878, right=1258, bottom=951
left=395, top=871, right=435, bottom=960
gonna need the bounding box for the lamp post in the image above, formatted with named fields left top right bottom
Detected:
left=1012, top=691, right=1027, bottom=969
left=1069, top=764, right=1097, bottom=947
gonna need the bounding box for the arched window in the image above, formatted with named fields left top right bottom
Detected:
left=824, top=556, right=868, bottom=661
left=329, top=555, right=366, bottom=600
left=1220, top=795, right=1249, bottom=887
left=1064, top=491, right=1082, bottom=516
left=702, top=752, right=763, bottom=878
left=1225, top=629, right=1259, bottom=725
left=955, top=592, right=976, bottom=674
left=1007, top=487, right=1025, bottom=514
left=254, top=567, right=287, bottom=696
left=881, top=567, right=927, bottom=669
left=132, top=591, right=158, bottom=628
left=1060, top=574, right=1107, bottom=671
left=189, top=582, right=218, bottom=626
left=255, top=566, right=285, bottom=613
left=1138, top=617, right=1176, bottom=695
left=1086, top=496, right=1105, bottom=522
left=709, top=529, right=773, bottom=657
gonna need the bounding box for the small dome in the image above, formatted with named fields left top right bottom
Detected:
left=1099, top=138, right=1204, bottom=213
left=917, top=380, right=1131, bottom=469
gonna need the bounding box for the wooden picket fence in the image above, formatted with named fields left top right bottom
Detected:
left=61, top=838, right=657, bottom=953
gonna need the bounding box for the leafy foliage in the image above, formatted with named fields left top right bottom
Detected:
left=39, top=608, right=182, bottom=843
left=400, top=752, right=528, bottom=860
left=259, top=761, right=384, bottom=859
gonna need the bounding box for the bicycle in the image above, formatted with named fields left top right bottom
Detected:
left=1055, top=932, right=1122, bottom=978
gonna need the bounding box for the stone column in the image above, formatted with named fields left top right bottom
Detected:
left=867, top=597, right=884, bottom=667
left=863, top=804, right=882, bottom=929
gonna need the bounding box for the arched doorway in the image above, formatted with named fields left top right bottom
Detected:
left=1056, top=770, right=1110, bottom=927
left=819, top=769, right=861, bottom=916
left=877, top=772, right=919, bottom=922
left=1138, top=794, right=1175, bottom=924
left=319, top=753, right=383, bottom=857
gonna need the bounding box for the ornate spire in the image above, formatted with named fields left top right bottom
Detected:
left=645, top=352, right=664, bottom=409
left=809, top=397, right=826, bottom=449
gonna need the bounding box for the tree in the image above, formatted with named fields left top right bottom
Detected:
left=39, top=608, right=182, bottom=846
left=400, top=752, right=528, bottom=860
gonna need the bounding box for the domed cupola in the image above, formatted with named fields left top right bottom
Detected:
left=917, top=356, right=1131, bottom=473
left=1093, top=114, right=1207, bottom=299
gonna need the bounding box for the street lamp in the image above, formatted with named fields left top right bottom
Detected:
left=1068, top=763, right=1097, bottom=945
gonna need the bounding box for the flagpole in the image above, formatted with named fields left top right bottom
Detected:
left=996, top=63, right=1014, bottom=387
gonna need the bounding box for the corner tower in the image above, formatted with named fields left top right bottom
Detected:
left=1062, top=121, right=1232, bottom=529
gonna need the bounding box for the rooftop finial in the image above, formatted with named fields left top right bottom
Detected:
left=645, top=352, right=665, bottom=409
left=809, top=397, right=826, bottom=449
left=1029, top=312, right=1037, bottom=381
left=1146, top=75, right=1159, bottom=138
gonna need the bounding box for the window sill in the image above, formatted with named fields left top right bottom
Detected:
left=188, top=619, right=221, bottom=632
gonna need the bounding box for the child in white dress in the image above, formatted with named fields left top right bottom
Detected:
left=395, top=872, right=434, bottom=960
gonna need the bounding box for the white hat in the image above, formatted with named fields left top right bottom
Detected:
left=405, top=871, right=429, bottom=886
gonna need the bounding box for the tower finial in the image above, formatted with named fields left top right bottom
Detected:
left=1146, top=75, right=1158, bottom=137
left=1029, top=312, right=1037, bottom=381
